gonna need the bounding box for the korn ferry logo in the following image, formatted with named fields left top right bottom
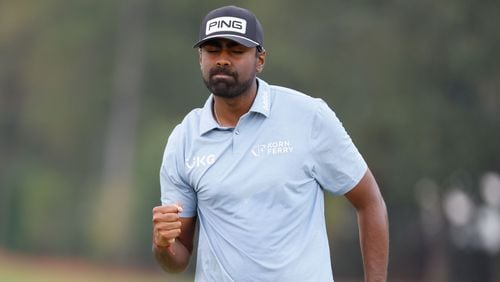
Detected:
left=186, top=154, right=216, bottom=170
left=251, top=140, right=294, bottom=157
left=206, top=17, right=247, bottom=35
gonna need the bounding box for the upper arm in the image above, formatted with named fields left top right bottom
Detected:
left=344, top=169, right=389, bottom=281
left=310, top=101, right=367, bottom=195
left=345, top=168, right=385, bottom=211
left=160, top=125, right=198, bottom=217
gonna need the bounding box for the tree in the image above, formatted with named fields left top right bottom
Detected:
left=88, top=0, right=148, bottom=259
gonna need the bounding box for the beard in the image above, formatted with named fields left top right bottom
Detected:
left=203, top=66, right=255, bottom=98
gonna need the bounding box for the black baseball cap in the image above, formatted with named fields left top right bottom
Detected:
left=193, top=5, right=264, bottom=49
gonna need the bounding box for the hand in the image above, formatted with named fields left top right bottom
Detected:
left=152, top=204, right=183, bottom=250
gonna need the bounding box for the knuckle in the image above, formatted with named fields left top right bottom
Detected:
left=165, top=213, right=177, bottom=221
left=152, top=215, right=161, bottom=223
left=160, top=230, right=175, bottom=240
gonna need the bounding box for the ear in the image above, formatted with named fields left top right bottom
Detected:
left=256, top=49, right=266, bottom=73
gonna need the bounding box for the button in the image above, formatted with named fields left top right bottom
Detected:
left=235, top=130, right=240, bottom=135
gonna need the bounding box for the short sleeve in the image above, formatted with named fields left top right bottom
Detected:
left=160, top=125, right=197, bottom=217
left=309, top=100, right=367, bottom=195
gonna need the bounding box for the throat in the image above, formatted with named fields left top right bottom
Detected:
left=213, top=103, right=238, bottom=128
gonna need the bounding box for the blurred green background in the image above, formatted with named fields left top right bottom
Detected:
left=1, top=0, right=499, bottom=281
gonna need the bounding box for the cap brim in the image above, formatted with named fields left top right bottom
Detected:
left=193, top=34, right=260, bottom=48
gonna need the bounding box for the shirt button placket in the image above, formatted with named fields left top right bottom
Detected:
left=232, top=128, right=241, bottom=154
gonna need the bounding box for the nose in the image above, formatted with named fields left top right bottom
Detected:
left=216, top=51, right=231, bottom=67
left=216, top=58, right=230, bottom=67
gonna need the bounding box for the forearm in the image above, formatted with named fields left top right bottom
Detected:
left=153, top=240, right=192, bottom=273
left=357, top=199, right=389, bottom=282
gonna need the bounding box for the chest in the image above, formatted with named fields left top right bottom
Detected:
left=183, top=117, right=311, bottom=207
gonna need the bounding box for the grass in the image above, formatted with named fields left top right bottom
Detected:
left=0, top=250, right=193, bottom=282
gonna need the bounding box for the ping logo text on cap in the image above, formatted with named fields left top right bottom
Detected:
left=206, top=17, right=247, bottom=35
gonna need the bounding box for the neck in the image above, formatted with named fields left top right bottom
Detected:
left=213, top=79, right=258, bottom=128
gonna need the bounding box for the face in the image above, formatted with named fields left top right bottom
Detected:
left=199, top=38, right=265, bottom=98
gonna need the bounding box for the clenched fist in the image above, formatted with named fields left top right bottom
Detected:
left=152, top=204, right=183, bottom=248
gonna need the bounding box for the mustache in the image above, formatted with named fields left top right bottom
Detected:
left=209, top=67, right=236, bottom=78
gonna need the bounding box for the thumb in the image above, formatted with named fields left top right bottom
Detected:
left=174, top=203, right=183, bottom=213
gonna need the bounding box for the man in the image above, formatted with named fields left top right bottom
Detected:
left=152, top=5, right=388, bottom=282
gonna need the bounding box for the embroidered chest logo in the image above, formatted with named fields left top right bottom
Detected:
left=251, top=140, right=294, bottom=157
left=185, top=154, right=216, bottom=171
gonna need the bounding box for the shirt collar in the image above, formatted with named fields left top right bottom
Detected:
left=199, top=78, right=271, bottom=136
left=249, top=78, right=271, bottom=117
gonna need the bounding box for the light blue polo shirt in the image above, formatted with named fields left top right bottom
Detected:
left=160, top=78, right=367, bottom=282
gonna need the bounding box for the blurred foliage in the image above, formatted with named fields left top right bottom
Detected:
left=1, top=0, right=499, bottom=280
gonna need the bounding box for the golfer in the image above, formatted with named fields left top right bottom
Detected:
left=153, top=5, right=389, bottom=282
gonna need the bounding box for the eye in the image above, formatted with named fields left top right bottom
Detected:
left=203, top=46, right=220, bottom=53
left=231, top=48, right=245, bottom=54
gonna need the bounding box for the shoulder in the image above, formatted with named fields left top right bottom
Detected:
left=166, top=108, right=203, bottom=147
left=177, top=107, right=204, bottom=132
left=182, top=108, right=204, bottom=127
left=269, top=84, right=330, bottom=115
